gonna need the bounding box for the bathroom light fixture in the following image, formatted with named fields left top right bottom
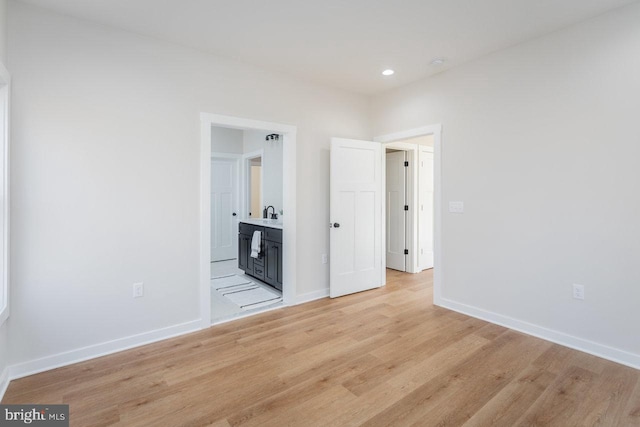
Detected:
left=265, top=133, right=279, bottom=142
left=382, top=69, right=395, bottom=76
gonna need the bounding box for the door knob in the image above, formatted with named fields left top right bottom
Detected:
left=232, top=212, right=237, bottom=216
left=333, top=223, right=340, bottom=228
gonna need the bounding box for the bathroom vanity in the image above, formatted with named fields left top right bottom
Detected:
left=238, top=219, right=283, bottom=291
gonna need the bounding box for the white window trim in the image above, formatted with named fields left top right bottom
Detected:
left=0, top=62, right=10, bottom=326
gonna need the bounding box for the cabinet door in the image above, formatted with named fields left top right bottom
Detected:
left=247, top=236, right=254, bottom=272
left=265, top=241, right=282, bottom=291
left=238, top=234, right=249, bottom=272
left=275, top=241, right=283, bottom=290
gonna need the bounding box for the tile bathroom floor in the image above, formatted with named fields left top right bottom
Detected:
left=210, top=259, right=283, bottom=323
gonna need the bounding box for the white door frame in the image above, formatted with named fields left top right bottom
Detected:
left=242, top=149, right=264, bottom=219
left=375, top=124, right=443, bottom=305
left=200, top=113, right=297, bottom=328
left=418, top=145, right=435, bottom=271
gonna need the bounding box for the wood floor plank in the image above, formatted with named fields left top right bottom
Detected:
left=324, top=334, right=491, bottom=426
left=515, top=365, right=598, bottom=426
left=227, top=354, right=381, bottom=427
left=258, top=385, right=357, bottom=427
left=573, top=364, right=639, bottom=426
left=345, top=318, right=489, bottom=397
left=622, top=376, right=640, bottom=425
left=3, top=269, right=638, bottom=426
left=361, top=331, right=549, bottom=426
left=463, top=365, right=557, bottom=427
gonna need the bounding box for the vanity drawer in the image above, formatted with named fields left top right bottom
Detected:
left=264, top=227, right=282, bottom=243
left=253, top=265, right=265, bottom=279
left=253, top=254, right=264, bottom=266
left=239, top=222, right=261, bottom=235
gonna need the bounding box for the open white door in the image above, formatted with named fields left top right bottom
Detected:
left=330, top=138, right=383, bottom=298
left=386, top=151, right=407, bottom=271
left=211, top=158, right=238, bottom=261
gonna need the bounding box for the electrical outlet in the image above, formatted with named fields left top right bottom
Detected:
left=133, top=282, right=144, bottom=298
left=322, top=254, right=328, bottom=264
left=572, top=284, right=584, bottom=300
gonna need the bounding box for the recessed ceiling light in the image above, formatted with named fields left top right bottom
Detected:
left=382, top=69, right=395, bottom=76
left=430, top=58, right=445, bottom=66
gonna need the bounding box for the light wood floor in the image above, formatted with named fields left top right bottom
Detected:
left=3, top=269, right=640, bottom=426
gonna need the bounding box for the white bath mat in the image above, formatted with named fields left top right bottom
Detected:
left=212, top=274, right=252, bottom=289
left=222, top=285, right=282, bottom=310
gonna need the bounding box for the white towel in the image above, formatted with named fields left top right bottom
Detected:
left=250, top=230, right=262, bottom=258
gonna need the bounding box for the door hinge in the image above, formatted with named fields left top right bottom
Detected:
left=404, top=249, right=409, bottom=255
left=404, top=161, right=409, bottom=167
left=404, top=205, right=409, bottom=211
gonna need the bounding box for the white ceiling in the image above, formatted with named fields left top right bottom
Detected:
left=17, top=0, right=639, bottom=94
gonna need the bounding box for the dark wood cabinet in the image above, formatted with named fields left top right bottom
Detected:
left=265, top=241, right=282, bottom=291
left=264, top=227, right=283, bottom=291
left=238, top=233, right=251, bottom=272
left=238, top=222, right=256, bottom=273
left=238, top=223, right=282, bottom=291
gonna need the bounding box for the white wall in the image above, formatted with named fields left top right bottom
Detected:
left=7, top=1, right=369, bottom=368
left=243, top=130, right=283, bottom=215
left=211, top=126, right=243, bottom=154
left=0, top=0, right=6, bottom=63
left=0, top=0, right=8, bottom=396
left=242, top=130, right=263, bottom=154
left=372, top=3, right=640, bottom=366
left=0, top=323, right=7, bottom=394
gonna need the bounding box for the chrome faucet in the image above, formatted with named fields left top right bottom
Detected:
left=266, top=205, right=277, bottom=219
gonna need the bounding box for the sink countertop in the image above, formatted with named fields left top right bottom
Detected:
left=239, top=218, right=283, bottom=230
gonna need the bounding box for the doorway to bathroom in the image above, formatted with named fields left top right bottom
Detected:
left=210, top=129, right=282, bottom=323
left=200, top=113, right=297, bottom=326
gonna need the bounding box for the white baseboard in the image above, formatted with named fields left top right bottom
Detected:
left=0, top=366, right=9, bottom=401
left=6, top=319, right=203, bottom=385
left=296, top=288, right=329, bottom=305
left=438, top=298, right=640, bottom=370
